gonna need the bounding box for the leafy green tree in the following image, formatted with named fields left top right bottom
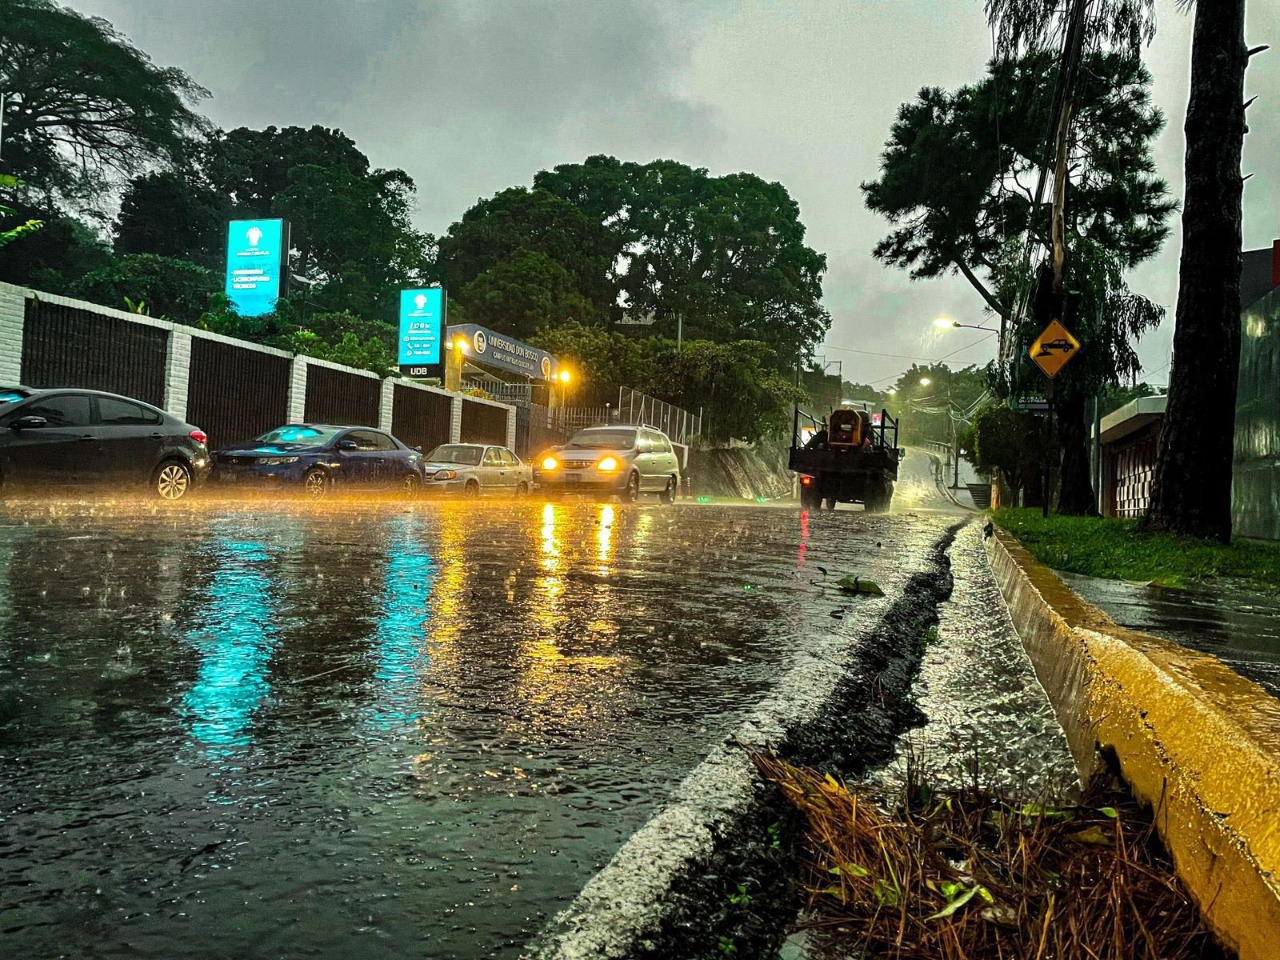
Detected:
left=68, top=253, right=219, bottom=321
left=115, top=172, right=230, bottom=268
left=437, top=186, right=614, bottom=317
left=0, top=176, right=42, bottom=250
left=462, top=248, right=598, bottom=339
left=970, top=405, right=1049, bottom=506
left=535, top=157, right=831, bottom=365
left=649, top=340, right=805, bottom=443
left=0, top=0, right=209, bottom=204
left=529, top=321, right=655, bottom=406
left=863, top=51, right=1170, bottom=323
left=865, top=51, right=1171, bottom=513
left=278, top=329, right=398, bottom=379
left=0, top=203, right=113, bottom=289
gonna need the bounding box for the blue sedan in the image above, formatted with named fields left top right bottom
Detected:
left=213, top=424, right=427, bottom=499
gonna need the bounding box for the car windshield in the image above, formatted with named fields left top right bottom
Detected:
left=425, top=445, right=483, bottom=465
left=566, top=429, right=635, bottom=450
left=255, top=425, right=344, bottom=445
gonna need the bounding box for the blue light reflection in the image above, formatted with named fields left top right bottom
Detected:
left=183, top=539, right=276, bottom=755
left=366, top=519, right=434, bottom=733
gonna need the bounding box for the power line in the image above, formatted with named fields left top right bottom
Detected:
left=822, top=332, right=997, bottom=366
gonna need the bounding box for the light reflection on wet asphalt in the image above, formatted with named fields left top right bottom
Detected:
left=0, top=482, right=951, bottom=960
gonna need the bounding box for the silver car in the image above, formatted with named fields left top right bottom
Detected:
left=534, top=425, right=681, bottom=503
left=420, top=443, right=532, bottom=497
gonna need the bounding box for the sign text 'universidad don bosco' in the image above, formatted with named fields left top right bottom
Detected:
left=449, top=324, right=560, bottom=380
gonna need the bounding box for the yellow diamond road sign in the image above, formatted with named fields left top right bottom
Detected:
left=1029, top=319, right=1080, bottom=379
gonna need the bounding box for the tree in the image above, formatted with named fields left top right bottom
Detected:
left=0, top=202, right=113, bottom=289
left=437, top=186, right=615, bottom=316
left=0, top=0, right=209, bottom=204
left=462, top=249, right=598, bottom=339
left=538, top=157, right=831, bottom=366
left=115, top=172, right=229, bottom=268
left=984, top=0, right=1254, bottom=539
left=0, top=176, right=42, bottom=251
left=1145, top=3, right=1250, bottom=542
left=68, top=253, right=219, bottom=321
left=864, top=50, right=1171, bottom=513
left=970, top=405, right=1050, bottom=506
left=529, top=321, right=655, bottom=406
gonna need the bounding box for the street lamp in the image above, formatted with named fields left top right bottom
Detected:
left=919, top=377, right=931, bottom=386
left=934, top=317, right=994, bottom=332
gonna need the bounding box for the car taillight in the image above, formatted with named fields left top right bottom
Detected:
left=190, top=429, right=208, bottom=446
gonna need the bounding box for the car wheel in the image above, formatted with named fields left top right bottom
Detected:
left=516, top=481, right=530, bottom=497
left=401, top=473, right=421, bottom=500
left=660, top=476, right=676, bottom=504
left=463, top=481, right=480, bottom=499
left=824, top=497, right=839, bottom=512
left=624, top=472, right=640, bottom=504
left=154, top=460, right=192, bottom=501
left=303, top=467, right=330, bottom=501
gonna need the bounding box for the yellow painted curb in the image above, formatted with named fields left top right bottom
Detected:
left=986, top=528, right=1280, bottom=959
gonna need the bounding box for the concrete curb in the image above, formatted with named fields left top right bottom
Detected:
left=986, top=528, right=1280, bottom=959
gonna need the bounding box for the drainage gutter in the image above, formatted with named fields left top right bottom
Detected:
left=986, top=527, right=1280, bottom=959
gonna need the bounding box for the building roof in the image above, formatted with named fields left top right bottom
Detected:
left=1099, top=394, right=1168, bottom=446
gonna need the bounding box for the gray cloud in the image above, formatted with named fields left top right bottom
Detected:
left=76, top=0, right=1279, bottom=386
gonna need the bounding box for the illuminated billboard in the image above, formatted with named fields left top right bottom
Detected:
left=225, top=219, right=286, bottom=317
left=398, top=288, right=445, bottom=376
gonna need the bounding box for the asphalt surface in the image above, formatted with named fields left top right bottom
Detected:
left=0, top=452, right=962, bottom=960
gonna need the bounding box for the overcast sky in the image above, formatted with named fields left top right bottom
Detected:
left=79, top=0, right=1279, bottom=388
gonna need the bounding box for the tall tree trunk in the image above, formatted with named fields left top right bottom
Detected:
left=1146, top=1, right=1247, bottom=543
left=1056, top=388, right=1096, bottom=514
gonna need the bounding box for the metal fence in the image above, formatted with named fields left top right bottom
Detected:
left=186, top=337, right=290, bottom=447
left=21, top=298, right=167, bottom=406
left=615, top=387, right=701, bottom=444
left=391, top=383, right=453, bottom=453
left=304, top=364, right=381, bottom=427
left=459, top=397, right=509, bottom=445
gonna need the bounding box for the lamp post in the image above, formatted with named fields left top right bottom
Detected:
left=933, top=317, right=995, bottom=333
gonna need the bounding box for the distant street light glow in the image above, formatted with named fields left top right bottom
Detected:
left=919, top=377, right=932, bottom=386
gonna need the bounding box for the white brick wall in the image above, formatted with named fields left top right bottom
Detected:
left=0, top=286, right=26, bottom=384
left=379, top=379, right=395, bottom=432
left=449, top=396, right=463, bottom=443
left=164, top=331, right=193, bottom=419
left=287, top=358, right=308, bottom=423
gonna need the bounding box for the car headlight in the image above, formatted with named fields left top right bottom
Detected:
left=433, top=469, right=457, bottom=480
left=541, top=456, right=558, bottom=471
left=258, top=456, right=299, bottom=466
left=597, top=456, right=619, bottom=472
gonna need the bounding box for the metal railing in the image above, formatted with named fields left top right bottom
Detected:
left=615, top=387, right=701, bottom=444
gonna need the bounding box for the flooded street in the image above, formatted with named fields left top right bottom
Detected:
left=0, top=469, right=953, bottom=960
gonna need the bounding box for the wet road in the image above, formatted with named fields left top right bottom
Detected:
left=0, top=454, right=958, bottom=960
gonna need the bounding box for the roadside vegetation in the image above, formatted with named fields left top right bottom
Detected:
left=755, top=753, right=1221, bottom=960
left=994, top=508, right=1280, bottom=591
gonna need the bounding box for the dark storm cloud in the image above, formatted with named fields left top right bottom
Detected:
left=69, top=0, right=1280, bottom=384
left=83, top=0, right=726, bottom=227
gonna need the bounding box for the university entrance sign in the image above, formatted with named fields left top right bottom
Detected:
left=449, top=324, right=559, bottom=380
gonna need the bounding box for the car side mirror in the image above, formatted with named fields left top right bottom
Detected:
left=10, top=415, right=48, bottom=430
left=413, top=445, right=423, bottom=453
left=897, top=448, right=907, bottom=461
left=337, top=439, right=359, bottom=451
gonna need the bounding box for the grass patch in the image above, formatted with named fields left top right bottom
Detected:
left=756, top=753, right=1223, bottom=960
left=993, top=508, right=1280, bottom=590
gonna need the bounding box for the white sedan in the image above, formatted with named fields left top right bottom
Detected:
left=420, top=443, right=532, bottom=497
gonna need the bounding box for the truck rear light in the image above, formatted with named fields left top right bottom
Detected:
left=190, top=429, right=208, bottom=446
left=800, top=475, right=813, bottom=486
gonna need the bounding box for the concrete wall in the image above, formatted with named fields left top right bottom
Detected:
left=1235, top=285, right=1280, bottom=539
left=0, top=280, right=515, bottom=449
left=987, top=529, right=1280, bottom=960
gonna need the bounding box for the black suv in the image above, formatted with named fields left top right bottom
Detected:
left=0, top=386, right=210, bottom=499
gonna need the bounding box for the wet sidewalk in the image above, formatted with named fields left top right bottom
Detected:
left=1059, top=571, right=1280, bottom=698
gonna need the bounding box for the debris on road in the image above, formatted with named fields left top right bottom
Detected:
left=835, top=574, right=884, bottom=596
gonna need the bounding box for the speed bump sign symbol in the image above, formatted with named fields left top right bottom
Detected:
left=1029, top=319, right=1080, bottom=379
